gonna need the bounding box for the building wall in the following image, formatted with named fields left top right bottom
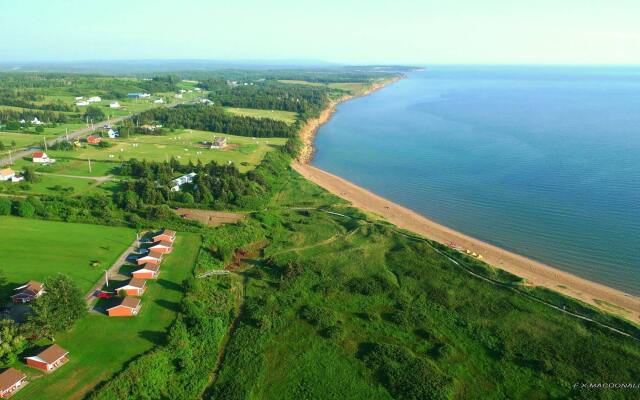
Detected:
left=26, top=358, right=49, bottom=371
left=132, top=271, right=155, bottom=279
left=108, top=307, right=133, bottom=317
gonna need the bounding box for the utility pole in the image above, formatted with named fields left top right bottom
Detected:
left=43, top=136, right=48, bottom=152
left=8, top=150, right=12, bottom=165
left=88, top=158, right=92, bottom=173
left=104, top=270, right=109, bottom=288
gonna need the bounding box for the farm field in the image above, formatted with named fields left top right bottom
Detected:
left=278, top=80, right=368, bottom=94
left=0, top=217, right=135, bottom=299
left=45, top=129, right=287, bottom=172
left=224, top=107, right=298, bottom=125
left=0, top=132, right=42, bottom=156
left=13, top=233, right=201, bottom=400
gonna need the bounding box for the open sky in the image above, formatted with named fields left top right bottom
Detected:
left=3, top=0, right=640, bottom=65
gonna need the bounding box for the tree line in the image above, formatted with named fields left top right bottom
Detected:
left=138, top=105, right=297, bottom=137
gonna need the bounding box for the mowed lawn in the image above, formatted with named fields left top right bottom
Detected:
left=0, top=174, right=112, bottom=197
left=224, top=107, right=298, bottom=125
left=0, top=217, right=135, bottom=299
left=46, top=129, right=287, bottom=172
left=13, top=233, right=201, bottom=400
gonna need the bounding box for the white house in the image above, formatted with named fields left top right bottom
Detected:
left=107, top=128, right=119, bottom=139
left=31, top=117, right=43, bottom=125
left=194, top=87, right=202, bottom=92
left=0, top=168, right=16, bottom=181
left=75, top=96, right=83, bottom=100
left=32, top=152, right=55, bottom=164
left=109, top=102, right=121, bottom=109
left=210, top=137, right=227, bottom=149
left=87, top=96, right=101, bottom=103
left=76, top=101, right=90, bottom=106
left=179, top=89, right=186, bottom=93
left=153, top=98, right=164, bottom=104
left=175, top=93, right=183, bottom=99
left=140, top=93, right=151, bottom=98
left=170, top=172, right=196, bottom=192
left=200, top=98, right=213, bottom=105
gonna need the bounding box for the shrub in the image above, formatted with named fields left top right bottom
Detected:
left=299, top=305, right=337, bottom=328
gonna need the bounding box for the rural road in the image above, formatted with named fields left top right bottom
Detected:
left=36, top=172, right=114, bottom=183
left=0, top=115, right=129, bottom=167
left=0, top=98, right=200, bottom=167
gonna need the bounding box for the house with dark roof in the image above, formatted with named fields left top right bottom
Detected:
left=0, top=368, right=27, bottom=398
left=107, top=297, right=142, bottom=317
left=11, top=281, right=44, bottom=304
left=25, top=344, right=69, bottom=373
left=132, top=263, right=160, bottom=280
left=117, top=278, right=147, bottom=296
left=136, top=250, right=163, bottom=266
left=148, top=240, right=173, bottom=254
left=152, top=229, right=176, bottom=243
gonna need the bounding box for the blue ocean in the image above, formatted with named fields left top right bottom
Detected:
left=312, top=67, right=640, bottom=295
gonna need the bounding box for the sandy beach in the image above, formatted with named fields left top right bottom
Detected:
left=294, top=79, right=640, bottom=324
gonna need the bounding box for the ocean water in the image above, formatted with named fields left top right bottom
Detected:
left=312, top=67, right=640, bottom=295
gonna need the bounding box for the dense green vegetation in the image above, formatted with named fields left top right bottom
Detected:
left=139, top=104, right=298, bottom=137
left=2, top=67, right=638, bottom=400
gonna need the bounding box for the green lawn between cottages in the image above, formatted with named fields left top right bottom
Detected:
left=13, top=232, right=201, bottom=400
left=44, top=129, right=287, bottom=173
left=0, top=216, right=135, bottom=299
left=223, top=107, right=298, bottom=125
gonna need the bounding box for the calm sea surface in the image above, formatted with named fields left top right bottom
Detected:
left=313, top=67, right=640, bottom=295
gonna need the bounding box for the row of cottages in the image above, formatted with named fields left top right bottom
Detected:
left=32, top=152, right=55, bottom=164
left=106, top=229, right=176, bottom=317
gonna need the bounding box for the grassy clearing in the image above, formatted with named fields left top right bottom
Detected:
left=0, top=174, right=111, bottom=196
left=224, top=107, right=298, bottom=125
left=278, top=80, right=368, bottom=94
left=13, top=233, right=200, bottom=400
left=0, top=216, right=134, bottom=299
left=45, top=130, right=287, bottom=173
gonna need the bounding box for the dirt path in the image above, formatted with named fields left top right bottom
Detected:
left=292, top=162, right=640, bottom=324
left=200, top=273, right=246, bottom=398
left=85, top=236, right=139, bottom=306
left=36, top=172, right=114, bottom=183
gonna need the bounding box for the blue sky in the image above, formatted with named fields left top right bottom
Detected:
left=3, top=0, right=640, bottom=64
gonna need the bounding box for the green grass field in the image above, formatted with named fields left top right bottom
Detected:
left=45, top=130, right=287, bottom=173
left=0, top=174, right=112, bottom=196
left=13, top=233, right=201, bottom=400
left=0, top=217, right=134, bottom=299
left=278, top=80, right=368, bottom=94
left=224, top=107, right=298, bottom=125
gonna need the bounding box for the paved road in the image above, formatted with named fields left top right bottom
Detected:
left=0, top=98, right=201, bottom=167
left=85, top=236, right=140, bottom=307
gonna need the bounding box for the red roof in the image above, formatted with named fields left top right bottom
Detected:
left=32, top=151, right=45, bottom=158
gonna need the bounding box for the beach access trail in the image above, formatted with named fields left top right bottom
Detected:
left=292, top=161, right=640, bottom=324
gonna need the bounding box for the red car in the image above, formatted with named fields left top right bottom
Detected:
left=96, top=292, right=113, bottom=299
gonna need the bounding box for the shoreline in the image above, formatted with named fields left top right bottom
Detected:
left=294, top=78, right=640, bottom=324
left=297, top=76, right=402, bottom=164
